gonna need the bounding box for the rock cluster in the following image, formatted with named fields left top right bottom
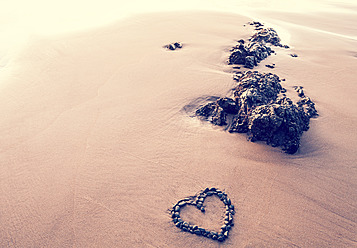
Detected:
left=196, top=71, right=317, bottom=154
left=195, top=21, right=318, bottom=154
left=170, top=188, right=235, bottom=242
left=229, top=39, right=273, bottom=69
left=164, top=42, right=183, bottom=51
left=229, top=22, right=289, bottom=69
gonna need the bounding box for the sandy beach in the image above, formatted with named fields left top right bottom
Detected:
left=0, top=5, right=356, bottom=248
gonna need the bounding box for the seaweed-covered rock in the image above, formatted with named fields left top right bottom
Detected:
left=247, top=42, right=272, bottom=62
left=196, top=71, right=316, bottom=153
left=196, top=101, right=227, bottom=126
left=233, top=71, right=283, bottom=109
left=247, top=98, right=309, bottom=154
left=250, top=28, right=281, bottom=46
left=297, top=96, right=319, bottom=119
left=229, top=23, right=289, bottom=69
left=294, top=86, right=318, bottom=118
left=196, top=102, right=217, bottom=117
left=229, top=41, right=273, bottom=68
left=211, top=106, right=227, bottom=126
left=229, top=111, right=250, bottom=133
left=217, top=97, right=239, bottom=114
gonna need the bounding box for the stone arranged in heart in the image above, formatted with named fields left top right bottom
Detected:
left=170, top=187, right=235, bottom=242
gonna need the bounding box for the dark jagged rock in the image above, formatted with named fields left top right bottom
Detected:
left=217, top=97, right=239, bottom=114
left=250, top=28, right=281, bottom=46
left=229, top=40, right=273, bottom=68
left=196, top=98, right=239, bottom=126
left=233, top=71, right=283, bottom=107
left=293, top=86, right=305, bottom=97
left=195, top=102, right=216, bottom=117
left=211, top=107, right=227, bottom=126
left=247, top=98, right=309, bottom=154
left=265, top=64, right=275, bottom=69
left=249, top=21, right=264, bottom=28
left=229, top=23, right=290, bottom=69
left=290, top=53, right=298, bottom=57
left=174, top=42, right=183, bottom=49
left=293, top=86, right=318, bottom=118
left=170, top=188, right=234, bottom=242
left=297, top=96, right=319, bottom=119
left=164, top=42, right=183, bottom=50
left=196, top=102, right=227, bottom=126
left=196, top=71, right=317, bottom=153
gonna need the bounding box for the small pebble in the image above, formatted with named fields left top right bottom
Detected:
left=217, top=236, right=225, bottom=242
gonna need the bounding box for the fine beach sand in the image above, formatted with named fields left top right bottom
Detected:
left=0, top=10, right=356, bottom=247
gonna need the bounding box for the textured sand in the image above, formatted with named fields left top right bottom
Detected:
left=0, top=11, right=356, bottom=247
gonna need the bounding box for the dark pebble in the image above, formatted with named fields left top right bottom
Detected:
left=194, top=230, right=201, bottom=235
left=217, top=236, right=225, bottom=242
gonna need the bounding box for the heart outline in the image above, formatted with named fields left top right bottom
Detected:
left=170, top=187, right=235, bottom=242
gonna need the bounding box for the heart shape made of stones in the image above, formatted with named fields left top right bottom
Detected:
left=170, top=187, right=235, bottom=242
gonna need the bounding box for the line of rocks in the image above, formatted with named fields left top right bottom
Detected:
left=171, top=188, right=235, bottom=242
left=195, top=21, right=318, bottom=154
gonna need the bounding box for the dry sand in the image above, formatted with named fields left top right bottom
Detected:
left=0, top=10, right=356, bottom=248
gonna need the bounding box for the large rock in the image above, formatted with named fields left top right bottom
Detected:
left=229, top=25, right=289, bottom=69
left=247, top=97, right=310, bottom=154
left=249, top=28, right=281, bottom=46
left=196, top=102, right=227, bottom=126
left=233, top=71, right=283, bottom=109
left=229, top=41, right=273, bottom=69
left=196, top=71, right=316, bottom=154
